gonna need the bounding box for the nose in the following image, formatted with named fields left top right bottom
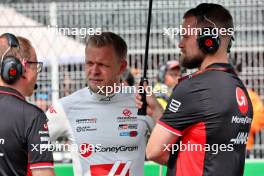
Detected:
left=90, top=64, right=100, bottom=76
left=178, top=39, right=184, bottom=49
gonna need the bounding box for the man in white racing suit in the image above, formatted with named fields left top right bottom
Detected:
left=46, top=32, right=155, bottom=176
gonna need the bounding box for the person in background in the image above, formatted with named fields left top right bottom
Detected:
left=153, top=60, right=181, bottom=109
left=35, top=92, right=49, bottom=111
left=247, top=89, right=264, bottom=154
left=235, top=63, right=264, bottom=155
left=121, top=68, right=135, bottom=86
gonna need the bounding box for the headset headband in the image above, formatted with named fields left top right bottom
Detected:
left=4, top=33, right=19, bottom=48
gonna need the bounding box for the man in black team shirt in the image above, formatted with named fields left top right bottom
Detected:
left=136, top=3, right=253, bottom=176
left=0, top=33, right=54, bottom=176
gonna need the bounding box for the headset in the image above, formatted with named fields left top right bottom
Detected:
left=197, top=15, right=234, bottom=54
left=0, top=33, right=23, bottom=84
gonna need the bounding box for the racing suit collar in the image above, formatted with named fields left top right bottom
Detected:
left=87, top=87, right=117, bottom=102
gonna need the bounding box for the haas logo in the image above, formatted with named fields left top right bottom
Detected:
left=236, top=87, right=249, bottom=115
left=43, top=123, right=49, bottom=130
left=91, top=161, right=131, bottom=176
left=123, top=109, right=132, bottom=117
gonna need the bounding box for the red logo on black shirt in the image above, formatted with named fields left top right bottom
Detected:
left=43, top=123, right=49, bottom=131
left=123, top=109, right=132, bottom=117
left=236, top=87, right=249, bottom=115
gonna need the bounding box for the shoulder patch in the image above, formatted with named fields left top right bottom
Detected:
left=168, top=99, right=181, bottom=113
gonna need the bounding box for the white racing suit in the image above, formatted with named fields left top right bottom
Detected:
left=46, top=87, right=154, bottom=176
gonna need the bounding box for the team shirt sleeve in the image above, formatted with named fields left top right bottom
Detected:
left=158, top=80, right=208, bottom=136
left=27, top=112, right=54, bottom=169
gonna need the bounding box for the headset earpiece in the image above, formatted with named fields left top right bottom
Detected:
left=197, top=27, right=220, bottom=54
left=0, top=33, right=23, bottom=84
left=1, top=57, right=23, bottom=84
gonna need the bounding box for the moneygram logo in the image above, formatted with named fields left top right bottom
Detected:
left=97, top=145, right=138, bottom=153
left=79, top=144, right=139, bottom=158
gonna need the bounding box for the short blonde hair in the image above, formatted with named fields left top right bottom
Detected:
left=86, top=32, right=127, bottom=61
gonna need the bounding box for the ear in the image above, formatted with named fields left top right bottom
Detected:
left=218, top=37, right=229, bottom=53
left=21, top=58, right=27, bottom=67
left=119, top=59, right=127, bottom=75
left=21, top=58, right=27, bottom=78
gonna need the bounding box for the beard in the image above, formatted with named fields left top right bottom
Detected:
left=180, top=52, right=205, bottom=69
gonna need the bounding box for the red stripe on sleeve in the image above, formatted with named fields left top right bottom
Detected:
left=157, top=120, right=182, bottom=136
left=30, top=162, right=54, bottom=169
